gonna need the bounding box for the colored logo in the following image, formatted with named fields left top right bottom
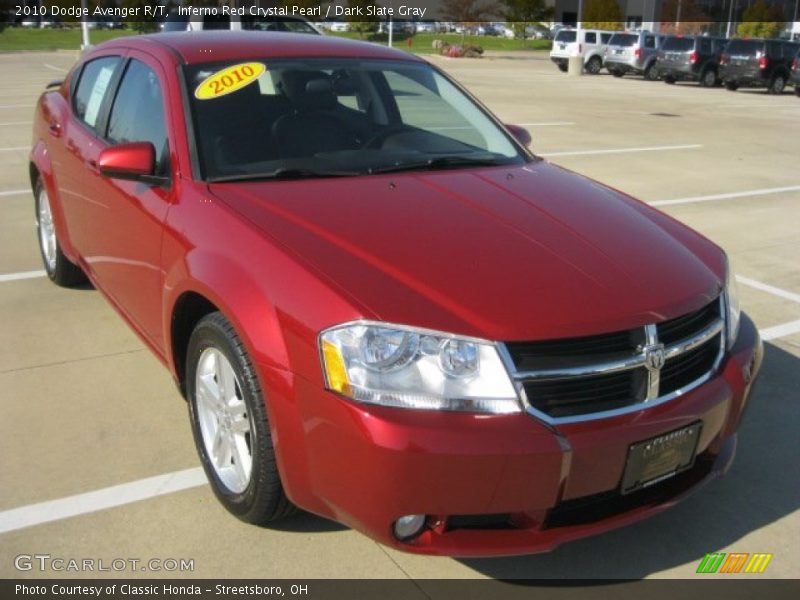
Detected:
left=696, top=552, right=773, bottom=574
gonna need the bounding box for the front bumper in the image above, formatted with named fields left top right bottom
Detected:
left=262, top=313, right=762, bottom=556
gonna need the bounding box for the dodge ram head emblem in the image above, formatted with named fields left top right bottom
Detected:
left=644, top=343, right=666, bottom=371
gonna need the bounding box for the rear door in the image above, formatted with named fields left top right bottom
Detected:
left=80, top=51, right=175, bottom=350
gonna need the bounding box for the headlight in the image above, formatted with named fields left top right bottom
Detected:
left=319, top=322, right=521, bottom=414
left=723, top=257, right=741, bottom=349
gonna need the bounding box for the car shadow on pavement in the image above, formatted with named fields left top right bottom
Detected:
left=266, top=511, right=348, bottom=533
left=458, top=342, right=798, bottom=579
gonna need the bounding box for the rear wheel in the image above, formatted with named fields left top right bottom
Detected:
left=663, top=75, right=676, bottom=84
left=35, top=179, right=86, bottom=287
left=557, top=63, right=568, bottom=73
left=611, top=69, right=624, bottom=78
left=644, top=62, right=659, bottom=81
left=725, top=81, right=739, bottom=91
left=768, top=74, right=786, bottom=95
left=585, top=56, right=602, bottom=75
left=795, top=86, right=800, bottom=97
left=700, top=68, right=717, bottom=88
left=186, top=312, right=296, bottom=524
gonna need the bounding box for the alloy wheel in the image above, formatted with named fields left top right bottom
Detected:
left=37, top=187, right=57, bottom=273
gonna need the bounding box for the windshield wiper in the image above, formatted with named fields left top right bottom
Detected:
left=367, top=155, right=506, bottom=175
left=209, top=167, right=359, bottom=183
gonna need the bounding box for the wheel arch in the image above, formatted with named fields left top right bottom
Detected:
left=170, top=290, right=220, bottom=399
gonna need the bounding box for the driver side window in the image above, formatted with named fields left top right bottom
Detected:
left=106, top=59, right=169, bottom=176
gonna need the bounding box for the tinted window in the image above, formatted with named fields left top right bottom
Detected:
left=662, top=37, right=694, bottom=52
left=609, top=33, right=637, bottom=47
left=106, top=60, right=169, bottom=175
left=202, top=14, right=230, bottom=29
left=698, top=38, right=711, bottom=53
left=73, top=56, right=121, bottom=130
left=554, top=30, right=576, bottom=43
left=645, top=35, right=655, bottom=49
left=584, top=32, right=596, bottom=44
left=600, top=33, right=612, bottom=43
left=162, top=12, right=189, bottom=31
left=726, top=40, right=761, bottom=56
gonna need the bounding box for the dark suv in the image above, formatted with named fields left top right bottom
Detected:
left=720, top=38, right=800, bottom=94
left=658, top=35, right=728, bottom=87
left=791, top=47, right=800, bottom=97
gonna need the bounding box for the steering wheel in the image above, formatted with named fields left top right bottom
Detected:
left=361, top=124, right=408, bottom=150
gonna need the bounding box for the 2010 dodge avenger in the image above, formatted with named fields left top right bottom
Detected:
left=30, top=31, right=762, bottom=555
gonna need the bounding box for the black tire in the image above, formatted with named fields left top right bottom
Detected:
left=663, top=75, right=676, bottom=84
left=768, top=74, right=786, bottom=95
left=557, top=63, right=568, bottom=73
left=700, top=68, right=717, bottom=88
left=795, top=86, right=800, bottom=97
left=611, top=69, right=624, bottom=78
left=725, top=81, right=739, bottom=91
left=34, top=178, right=86, bottom=287
left=586, top=56, right=602, bottom=75
left=644, top=62, right=659, bottom=81
left=186, top=312, right=296, bottom=524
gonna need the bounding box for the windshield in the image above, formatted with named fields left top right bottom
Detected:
left=725, top=40, right=761, bottom=56
left=661, top=37, right=695, bottom=52
left=554, top=30, right=576, bottom=43
left=608, top=34, right=637, bottom=47
left=184, top=59, right=526, bottom=181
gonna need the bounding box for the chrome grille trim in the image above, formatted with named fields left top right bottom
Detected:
left=499, top=297, right=726, bottom=425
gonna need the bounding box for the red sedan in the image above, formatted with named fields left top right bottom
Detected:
left=30, top=32, right=762, bottom=556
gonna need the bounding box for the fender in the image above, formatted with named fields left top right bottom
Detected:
left=162, top=248, right=290, bottom=380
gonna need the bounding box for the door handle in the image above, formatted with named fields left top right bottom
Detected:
left=87, top=159, right=99, bottom=173
left=48, top=123, right=61, bottom=137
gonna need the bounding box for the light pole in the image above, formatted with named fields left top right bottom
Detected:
left=80, top=0, right=90, bottom=50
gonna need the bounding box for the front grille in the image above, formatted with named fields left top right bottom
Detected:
left=504, top=298, right=724, bottom=422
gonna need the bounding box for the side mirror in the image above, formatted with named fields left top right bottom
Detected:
left=505, top=123, right=532, bottom=148
left=97, top=142, right=161, bottom=183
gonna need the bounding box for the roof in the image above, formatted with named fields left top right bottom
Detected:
left=102, top=31, right=423, bottom=65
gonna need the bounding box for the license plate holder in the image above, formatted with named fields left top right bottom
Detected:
left=621, top=422, right=702, bottom=495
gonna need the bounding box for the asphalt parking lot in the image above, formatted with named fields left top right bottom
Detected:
left=0, top=48, right=798, bottom=580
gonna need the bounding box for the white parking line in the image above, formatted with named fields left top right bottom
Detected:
left=0, top=468, right=206, bottom=535
left=43, top=63, right=68, bottom=73
left=0, top=121, right=32, bottom=126
left=736, top=276, right=800, bottom=305
left=0, top=270, right=46, bottom=283
left=0, top=146, right=28, bottom=152
left=652, top=185, right=800, bottom=207
left=760, top=319, right=800, bottom=341
left=0, top=189, right=29, bottom=197
left=541, top=144, right=702, bottom=157
left=0, top=104, right=33, bottom=109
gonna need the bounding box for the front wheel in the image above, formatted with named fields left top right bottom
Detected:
left=611, top=69, right=624, bottom=78
left=795, top=86, right=800, bottom=97
left=557, top=62, right=568, bottom=73
left=585, top=56, right=602, bottom=75
left=644, top=63, right=659, bottom=81
left=663, top=75, right=676, bottom=84
left=186, top=312, right=296, bottom=524
left=725, top=81, right=739, bottom=91
left=35, top=179, right=86, bottom=287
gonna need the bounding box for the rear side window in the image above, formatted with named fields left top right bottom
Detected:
left=584, top=32, right=596, bottom=44
left=698, top=38, right=711, bottom=53
left=600, top=33, right=612, bottom=43
left=106, top=60, right=169, bottom=175
left=73, top=56, right=121, bottom=130
left=644, top=35, right=655, bottom=49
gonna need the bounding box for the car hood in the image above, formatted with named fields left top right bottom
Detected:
left=208, top=161, right=724, bottom=341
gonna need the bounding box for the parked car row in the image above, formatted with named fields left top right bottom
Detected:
left=550, top=29, right=800, bottom=96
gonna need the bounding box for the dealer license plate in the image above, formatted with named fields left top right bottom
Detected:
left=621, top=422, right=702, bottom=494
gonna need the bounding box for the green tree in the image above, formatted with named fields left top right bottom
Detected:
left=582, top=0, right=623, bottom=30
left=500, top=0, right=552, bottom=39
left=346, top=0, right=378, bottom=38
left=736, top=0, right=785, bottom=39
left=122, top=0, right=158, bottom=33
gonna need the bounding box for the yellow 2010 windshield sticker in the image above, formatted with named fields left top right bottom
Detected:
left=194, top=62, right=266, bottom=100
